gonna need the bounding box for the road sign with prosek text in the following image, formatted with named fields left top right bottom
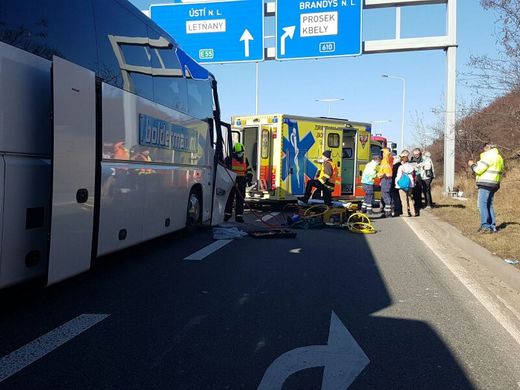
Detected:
left=150, top=0, right=264, bottom=64
left=276, top=0, right=362, bottom=60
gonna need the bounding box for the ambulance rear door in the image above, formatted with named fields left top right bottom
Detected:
left=259, top=125, right=274, bottom=191
left=324, top=127, right=342, bottom=197
left=354, top=126, right=372, bottom=199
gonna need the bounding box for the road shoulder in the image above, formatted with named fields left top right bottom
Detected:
left=404, top=211, right=520, bottom=346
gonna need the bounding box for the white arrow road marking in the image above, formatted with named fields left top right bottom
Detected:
left=0, top=314, right=110, bottom=383
left=240, top=29, right=254, bottom=58
left=258, top=311, right=369, bottom=390
left=280, top=26, right=296, bottom=56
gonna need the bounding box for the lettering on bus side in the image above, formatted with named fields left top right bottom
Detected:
left=139, top=114, right=197, bottom=153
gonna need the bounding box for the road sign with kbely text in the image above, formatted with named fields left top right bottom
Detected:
left=276, top=0, right=362, bottom=60
left=150, top=0, right=264, bottom=64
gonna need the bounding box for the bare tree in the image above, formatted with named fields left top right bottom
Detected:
left=411, top=111, right=441, bottom=150
left=465, top=1, right=520, bottom=95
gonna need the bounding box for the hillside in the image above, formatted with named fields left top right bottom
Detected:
left=428, top=89, right=520, bottom=175
left=427, top=90, right=520, bottom=263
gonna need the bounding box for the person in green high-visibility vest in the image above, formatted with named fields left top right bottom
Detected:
left=468, top=144, right=505, bottom=233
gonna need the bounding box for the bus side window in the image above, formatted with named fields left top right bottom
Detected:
left=187, top=79, right=213, bottom=121
left=148, top=28, right=188, bottom=113
left=93, top=0, right=153, bottom=100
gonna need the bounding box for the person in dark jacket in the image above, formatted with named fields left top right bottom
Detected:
left=420, top=151, right=435, bottom=209
left=410, top=148, right=423, bottom=212
left=224, top=143, right=253, bottom=223
left=391, top=157, right=402, bottom=216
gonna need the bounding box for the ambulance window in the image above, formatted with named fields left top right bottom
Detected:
left=342, top=148, right=353, bottom=159
left=371, top=144, right=382, bottom=157
left=261, top=129, right=269, bottom=159
left=328, top=133, right=340, bottom=148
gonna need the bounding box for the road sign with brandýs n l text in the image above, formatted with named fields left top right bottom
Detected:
left=276, top=0, right=362, bottom=60
left=150, top=0, right=264, bottom=64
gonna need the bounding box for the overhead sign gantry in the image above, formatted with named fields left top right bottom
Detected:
left=148, top=0, right=457, bottom=194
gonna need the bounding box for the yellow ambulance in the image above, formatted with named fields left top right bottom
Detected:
left=231, top=114, right=373, bottom=203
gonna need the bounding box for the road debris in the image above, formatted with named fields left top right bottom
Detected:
left=504, top=259, right=519, bottom=265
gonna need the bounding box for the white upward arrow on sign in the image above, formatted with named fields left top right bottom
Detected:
left=257, top=311, right=370, bottom=390
left=240, top=29, right=254, bottom=58
left=280, top=25, right=296, bottom=55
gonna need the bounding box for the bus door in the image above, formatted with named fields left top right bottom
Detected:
left=211, top=164, right=236, bottom=226
left=47, top=56, right=96, bottom=286
left=220, top=122, right=233, bottom=159
left=324, top=128, right=342, bottom=197
left=211, top=122, right=236, bottom=226
left=259, top=125, right=273, bottom=191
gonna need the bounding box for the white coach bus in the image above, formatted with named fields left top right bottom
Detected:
left=0, top=0, right=234, bottom=289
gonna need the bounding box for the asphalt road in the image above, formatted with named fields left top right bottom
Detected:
left=1, top=211, right=519, bottom=389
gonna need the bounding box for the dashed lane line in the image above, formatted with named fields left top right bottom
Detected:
left=184, top=239, right=233, bottom=261
left=0, top=314, right=110, bottom=383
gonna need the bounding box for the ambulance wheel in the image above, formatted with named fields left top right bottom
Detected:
left=186, top=187, right=202, bottom=232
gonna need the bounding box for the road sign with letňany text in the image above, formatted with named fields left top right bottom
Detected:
left=150, top=0, right=264, bottom=64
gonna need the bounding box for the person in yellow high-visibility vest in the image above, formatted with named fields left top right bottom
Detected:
left=468, top=144, right=504, bottom=233
left=378, top=148, right=393, bottom=217
left=224, top=143, right=253, bottom=223
left=298, top=150, right=337, bottom=206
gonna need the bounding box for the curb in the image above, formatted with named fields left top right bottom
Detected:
left=415, top=210, right=520, bottom=292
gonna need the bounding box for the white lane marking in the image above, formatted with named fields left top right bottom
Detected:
left=404, top=217, right=520, bottom=346
left=0, top=314, right=110, bottom=383
left=256, top=212, right=280, bottom=222
left=184, top=240, right=233, bottom=261
left=258, top=311, right=369, bottom=390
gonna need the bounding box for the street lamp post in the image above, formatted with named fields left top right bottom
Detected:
left=315, top=98, right=344, bottom=115
left=382, top=74, right=406, bottom=150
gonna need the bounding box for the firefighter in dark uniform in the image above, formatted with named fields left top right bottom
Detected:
left=225, top=143, right=253, bottom=223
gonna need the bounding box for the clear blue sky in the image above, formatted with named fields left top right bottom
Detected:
left=130, top=0, right=499, bottom=148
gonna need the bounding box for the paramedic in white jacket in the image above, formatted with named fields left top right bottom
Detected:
left=395, top=150, right=418, bottom=217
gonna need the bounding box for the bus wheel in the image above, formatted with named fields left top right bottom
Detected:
left=186, top=188, right=202, bottom=232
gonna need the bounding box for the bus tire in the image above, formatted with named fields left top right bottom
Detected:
left=186, top=187, right=202, bottom=233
